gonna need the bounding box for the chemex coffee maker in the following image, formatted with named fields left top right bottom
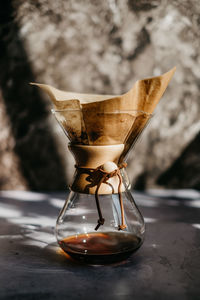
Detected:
left=32, top=67, right=175, bottom=264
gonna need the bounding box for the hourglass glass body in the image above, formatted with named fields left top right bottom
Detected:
left=53, top=109, right=151, bottom=264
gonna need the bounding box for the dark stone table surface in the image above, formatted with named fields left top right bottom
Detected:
left=0, top=190, right=199, bottom=300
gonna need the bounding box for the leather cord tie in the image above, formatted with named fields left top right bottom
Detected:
left=75, top=162, right=127, bottom=231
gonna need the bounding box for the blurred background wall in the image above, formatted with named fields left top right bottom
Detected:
left=0, top=0, right=200, bottom=191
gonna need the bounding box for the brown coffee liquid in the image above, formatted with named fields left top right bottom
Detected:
left=59, top=232, right=142, bottom=264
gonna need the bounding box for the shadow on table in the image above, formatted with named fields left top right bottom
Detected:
left=0, top=191, right=199, bottom=300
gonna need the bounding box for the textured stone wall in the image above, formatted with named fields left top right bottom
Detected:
left=0, top=0, right=200, bottom=190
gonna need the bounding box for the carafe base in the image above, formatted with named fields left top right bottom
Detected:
left=59, top=232, right=142, bottom=264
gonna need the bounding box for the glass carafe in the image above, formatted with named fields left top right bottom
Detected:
left=52, top=109, right=151, bottom=264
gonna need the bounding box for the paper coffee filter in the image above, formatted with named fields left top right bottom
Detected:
left=53, top=108, right=89, bottom=144
left=82, top=111, right=138, bottom=145
left=30, top=82, right=116, bottom=108
left=31, top=67, right=175, bottom=147
left=81, top=67, right=176, bottom=113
